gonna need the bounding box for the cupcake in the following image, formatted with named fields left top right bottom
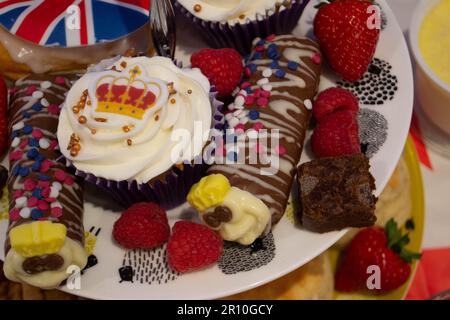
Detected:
left=175, top=0, right=310, bottom=55
left=57, top=56, right=223, bottom=209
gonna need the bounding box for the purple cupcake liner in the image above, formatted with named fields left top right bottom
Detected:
left=60, top=90, right=224, bottom=210
left=174, top=0, right=310, bottom=56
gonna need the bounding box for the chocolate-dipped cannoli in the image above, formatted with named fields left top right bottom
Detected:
left=188, top=35, right=322, bottom=245
left=3, top=75, right=87, bottom=289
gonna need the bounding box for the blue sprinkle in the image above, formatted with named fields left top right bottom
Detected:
left=36, top=153, right=45, bottom=162
left=270, top=61, right=279, bottom=69
left=249, top=109, right=260, bottom=120
left=32, top=103, right=43, bottom=112
left=247, top=63, right=257, bottom=72
left=275, top=69, right=286, bottom=78
left=11, top=131, right=18, bottom=139
left=245, top=87, right=253, bottom=94
left=19, top=167, right=30, bottom=177
left=31, top=209, right=43, bottom=220
left=252, top=52, right=263, bottom=60
left=256, top=39, right=266, bottom=46
left=32, top=161, right=42, bottom=172
left=227, top=151, right=238, bottom=162
left=38, top=174, right=51, bottom=181
left=22, top=111, right=31, bottom=119
left=12, top=165, right=20, bottom=176
left=23, top=124, right=33, bottom=134
left=27, top=148, right=39, bottom=159
left=288, top=61, right=299, bottom=70
left=268, top=43, right=278, bottom=51
left=268, top=50, right=280, bottom=59
left=28, top=138, right=39, bottom=147
left=32, top=188, right=43, bottom=199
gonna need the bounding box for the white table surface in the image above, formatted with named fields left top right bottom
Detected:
left=389, top=0, right=450, bottom=249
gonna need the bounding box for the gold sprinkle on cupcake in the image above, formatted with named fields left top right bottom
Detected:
left=239, top=14, right=246, bottom=19
left=95, top=117, right=107, bottom=123
left=170, top=98, right=176, bottom=104
left=187, top=89, right=193, bottom=94
left=120, top=61, right=127, bottom=69
left=90, top=128, right=97, bottom=135
left=127, top=139, right=133, bottom=146
left=72, top=106, right=80, bottom=114
left=194, top=4, right=202, bottom=12
left=78, top=116, right=87, bottom=124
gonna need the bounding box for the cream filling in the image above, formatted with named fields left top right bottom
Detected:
left=3, top=238, right=88, bottom=290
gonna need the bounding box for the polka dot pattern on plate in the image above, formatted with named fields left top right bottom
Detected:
left=358, top=108, right=388, bottom=158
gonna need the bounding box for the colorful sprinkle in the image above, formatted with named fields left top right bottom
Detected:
left=257, top=78, right=269, bottom=86
left=27, top=148, right=39, bottom=159
left=19, top=207, right=31, bottom=219
left=270, top=61, right=279, bottom=69
left=32, top=188, right=42, bottom=199
left=9, top=209, right=20, bottom=221
left=304, top=99, right=313, bottom=110
left=287, top=61, right=299, bottom=70
left=241, top=82, right=251, bottom=89
left=19, top=139, right=28, bottom=149
left=39, top=138, right=50, bottom=149
left=64, top=176, right=74, bottom=186
left=22, top=111, right=31, bottom=118
left=23, top=124, right=33, bottom=134
left=49, top=140, right=58, bottom=150
left=31, top=103, right=43, bottom=112
left=40, top=81, right=52, bottom=89
left=15, top=196, right=27, bottom=208
left=19, top=167, right=30, bottom=177
left=40, top=98, right=50, bottom=107
left=249, top=109, right=260, bottom=120
left=245, top=95, right=255, bottom=105
left=32, top=129, right=44, bottom=139
left=262, top=68, right=272, bottom=78
left=275, top=69, right=286, bottom=78
left=262, top=84, right=272, bottom=92
left=266, top=34, right=276, bottom=42
left=25, top=85, right=37, bottom=96
left=32, top=90, right=44, bottom=99
left=12, top=189, right=24, bottom=199
left=256, top=97, right=269, bottom=107
left=275, top=145, right=286, bottom=156
left=31, top=209, right=43, bottom=220
left=48, top=104, right=60, bottom=114
left=37, top=200, right=49, bottom=211
left=55, top=169, right=67, bottom=182
left=9, top=150, right=23, bottom=161
left=38, top=181, right=51, bottom=189
left=38, top=174, right=51, bottom=181
left=46, top=197, right=57, bottom=203
left=51, top=207, right=63, bottom=218
left=41, top=187, right=51, bottom=198
left=52, top=182, right=63, bottom=191
left=27, top=197, right=38, bottom=207
left=28, top=138, right=39, bottom=147
left=24, top=178, right=37, bottom=191
left=253, top=122, right=264, bottom=131
left=12, top=121, right=24, bottom=131
left=32, top=161, right=42, bottom=172
left=312, top=53, right=322, bottom=65
left=55, top=76, right=66, bottom=84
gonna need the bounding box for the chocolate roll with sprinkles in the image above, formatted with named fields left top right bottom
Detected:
left=188, top=35, right=322, bottom=245
left=3, top=74, right=87, bottom=289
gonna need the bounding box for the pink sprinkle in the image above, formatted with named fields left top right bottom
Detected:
left=24, top=178, right=37, bottom=191
left=234, top=124, right=245, bottom=133
left=255, top=143, right=265, bottom=153
left=275, top=145, right=286, bottom=156
left=255, top=45, right=265, bottom=52
left=32, top=129, right=44, bottom=139
left=9, top=87, right=19, bottom=95
left=252, top=122, right=264, bottom=132
left=45, top=197, right=57, bottom=203
left=49, top=140, right=58, bottom=150
left=12, top=189, right=24, bottom=199
left=54, top=169, right=67, bottom=182
left=55, top=76, right=65, bottom=84
left=257, top=97, right=269, bottom=107
left=253, top=88, right=262, bottom=97
left=9, top=209, right=20, bottom=221
left=25, top=85, right=37, bottom=96
left=240, top=82, right=251, bottom=89
left=27, top=197, right=38, bottom=207
left=244, top=67, right=252, bottom=77
left=19, top=139, right=29, bottom=150
left=38, top=180, right=50, bottom=188
left=244, top=95, right=255, bottom=105
left=37, top=200, right=49, bottom=211
left=9, top=150, right=23, bottom=161
left=40, top=159, right=53, bottom=173
left=48, top=104, right=60, bottom=115
left=312, top=53, right=322, bottom=65
left=51, top=207, right=63, bottom=218
left=260, top=90, right=271, bottom=98
left=41, top=187, right=51, bottom=198
left=64, top=176, right=74, bottom=186
left=266, top=34, right=276, bottom=42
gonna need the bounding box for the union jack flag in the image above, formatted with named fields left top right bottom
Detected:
left=0, top=0, right=150, bottom=47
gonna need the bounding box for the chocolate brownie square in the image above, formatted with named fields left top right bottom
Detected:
left=297, top=154, right=377, bottom=233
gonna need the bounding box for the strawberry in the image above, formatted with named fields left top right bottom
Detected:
left=311, top=110, right=361, bottom=157
left=335, top=219, right=422, bottom=292
left=190, top=48, right=243, bottom=97
left=167, top=221, right=222, bottom=273
left=314, top=0, right=380, bottom=82
left=313, top=87, right=359, bottom=122
left=113, top=203, right=170, bottom=249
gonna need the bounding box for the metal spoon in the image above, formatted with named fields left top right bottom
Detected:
left=149, top=0, right=176, bottom=59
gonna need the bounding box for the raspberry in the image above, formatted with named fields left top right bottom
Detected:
left=112, top=203, right=170, bottom=249
left=167, top=221, right=223, bottom=273
left=191, top=48, right=243, bottom=97
left=313, top=87, right=359, bottom=122
left=311, top=110, right=361, bottom=157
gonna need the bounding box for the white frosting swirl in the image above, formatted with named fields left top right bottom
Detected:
left=57, top=56, right=212, bottom=183
left=177, top=0, right=280, bottom=23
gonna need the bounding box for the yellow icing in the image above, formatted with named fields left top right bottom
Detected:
left=419, top=0, right=450, bottom=85
left=187, top=174, right=231, bottom=212
left=0, top=188, right=8, bottom=221
left=10, top=221, right=67, bottom=258
left=84, top=231, right=97, bottom=255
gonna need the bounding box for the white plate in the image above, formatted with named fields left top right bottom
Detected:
left=0, top=0, right=413, bottom=300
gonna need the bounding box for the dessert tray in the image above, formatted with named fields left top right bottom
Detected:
left=0, top=0, right=414, bottom=299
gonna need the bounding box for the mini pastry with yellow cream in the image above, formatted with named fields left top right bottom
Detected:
left=187, top=174, right=271, bottom=245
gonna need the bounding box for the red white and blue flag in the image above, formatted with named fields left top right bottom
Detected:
left=0, top=0, right=150, bottom=47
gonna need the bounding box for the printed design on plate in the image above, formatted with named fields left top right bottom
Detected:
left=119, top=245, right=179, bottom=285
left=218, top=232, right=275, bottom=275
left=337, top=58, right=398, bottom=105
left=374, top=2, right=387, bottom=30
left=358, top=108, right=388, bottom=158
left=0, top=0, right=149, bottom=47
left=82, top=226, right=101, bottom=273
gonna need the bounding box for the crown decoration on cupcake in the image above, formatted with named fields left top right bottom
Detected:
left=90, top=64, right=168, bottom=121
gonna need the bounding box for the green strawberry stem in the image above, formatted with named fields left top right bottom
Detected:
left=385, top=218, right=422, bottom=263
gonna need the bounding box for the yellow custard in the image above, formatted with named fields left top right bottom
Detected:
left=419, top=0, right=450, bottom=86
